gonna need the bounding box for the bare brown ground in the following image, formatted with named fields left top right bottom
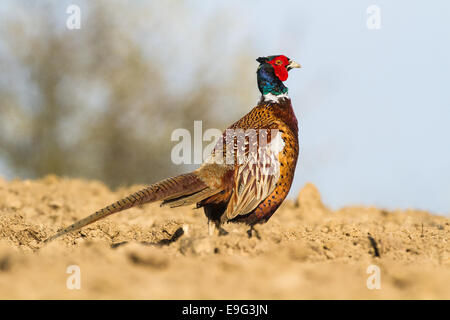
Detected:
left=0, top=175, right=449, bottom=299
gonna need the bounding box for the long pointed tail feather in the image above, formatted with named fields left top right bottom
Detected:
left=44, top=173, right=208, bottom=243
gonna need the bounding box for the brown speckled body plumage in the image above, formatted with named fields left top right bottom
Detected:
left=236, top=98, right=299, bottom=225
left=199, top=97, right=299, bottom=226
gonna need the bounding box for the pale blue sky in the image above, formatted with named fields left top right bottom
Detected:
left=1, top=0, right=449, bottom=215
left=272, top=0, right=450, bottom=214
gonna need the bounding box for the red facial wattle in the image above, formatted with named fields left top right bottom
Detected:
left=268, top=55, right=290, bottom=82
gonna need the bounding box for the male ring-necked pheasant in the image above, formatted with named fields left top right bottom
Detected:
left=45, top=55, right=301, bottom=242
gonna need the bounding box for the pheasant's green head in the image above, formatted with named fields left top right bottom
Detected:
left=256, top=55, right=301, bottom=97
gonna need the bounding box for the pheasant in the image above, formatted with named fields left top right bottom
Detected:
left=44, top=55, right=301, bottom=242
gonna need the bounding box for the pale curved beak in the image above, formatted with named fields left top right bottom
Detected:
left=287, top=60, right=301, bottom=70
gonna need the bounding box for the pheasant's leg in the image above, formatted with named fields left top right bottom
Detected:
left=208, top=219, right=229, bottom=236
left=208, top=219, right=216, bottom=236
left=247, top=225, right=261, bottom=240
left=218, top=226, right=229, bottom=236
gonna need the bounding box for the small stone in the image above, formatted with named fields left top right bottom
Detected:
left=321, top=226, right=330, bottom=233
left=48, top=201, right=62, bottom=209
left=324, top=250, right=335, bottom=259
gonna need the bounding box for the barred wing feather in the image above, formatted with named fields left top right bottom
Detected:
left=224, top=131, right=284, bottom=220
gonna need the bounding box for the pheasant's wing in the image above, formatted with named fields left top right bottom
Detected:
left=224, top=128, right=284, bottom=220
left=198, top=104, right=284, bottom=219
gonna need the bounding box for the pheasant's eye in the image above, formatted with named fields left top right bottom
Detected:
left=275, top=60, right=283, bottom=66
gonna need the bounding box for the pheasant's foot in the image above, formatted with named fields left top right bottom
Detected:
left=208, top=220, right=229, bottom=236
left=208, top=220, right=216, bottom=236
left=247, top=225, right=261, bottom=240
left=218, top=226, right=229, bottom=236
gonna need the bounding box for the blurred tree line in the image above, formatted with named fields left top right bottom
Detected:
left=0, top=0, right=255, bottom=188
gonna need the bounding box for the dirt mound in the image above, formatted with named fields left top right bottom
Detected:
left=0, top=176, right=449, bottom=299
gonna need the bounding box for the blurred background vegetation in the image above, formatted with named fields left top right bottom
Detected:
left=0, top=0, right=257, bottom=188
left=1, top=1, right=449, bottom=213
